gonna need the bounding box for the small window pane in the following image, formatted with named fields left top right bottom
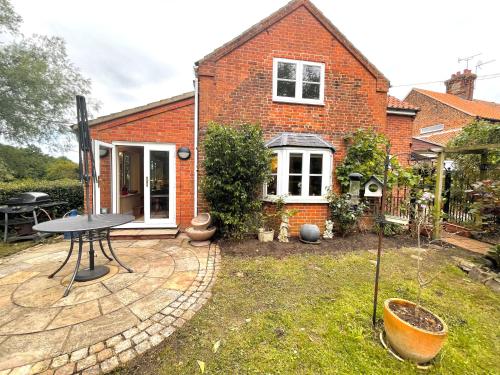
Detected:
left=270, top=154, right=278, bottom=174
left=310, top=154, right=323, bottom=174
left=289, top=153, right=302, bottom=173
left=267, top=175, right=277, bottom=195
left=309, top=176, right=322, bottom=196
left=277, top=81, right=296, bottom=97
left=303, top=65, right=321, bottom=82
left=302, top=83, right=320, bottom=99
left=277, top=62, right=296, bottom=80
left=289, top=176, right=302, bottom=196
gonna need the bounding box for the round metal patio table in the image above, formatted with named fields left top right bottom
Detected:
left=33, top=214, right=134, bottom=297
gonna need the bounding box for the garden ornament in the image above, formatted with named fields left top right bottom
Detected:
left=323, top=220, right=334, bottom=239
left=278, top=215, right=290, bottom=243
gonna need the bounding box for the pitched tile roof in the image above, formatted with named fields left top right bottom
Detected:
left=387, top=95, right=419, bottom=111
left=196, top=0, right=388, bottom=89
left=412, top=89, right=500, bottom=121
left=88, top=91, right=194, bottom=127
left=413, top=128, right=462, bottom=146
left=266, top=132, right=335, bottom=151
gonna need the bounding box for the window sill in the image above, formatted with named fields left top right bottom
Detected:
left=263, top=196, right=328, bottom=204
left=272, top=97, right=325, bottom=106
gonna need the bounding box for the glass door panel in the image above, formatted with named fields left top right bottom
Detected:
left=144, top=145, right=175, bottom=226
left=94, top=141, right=115, bottom=214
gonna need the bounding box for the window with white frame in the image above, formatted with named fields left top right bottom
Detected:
left=273, top=58, right=325, bottom=105
left=264, top=148, right=332, bottom=202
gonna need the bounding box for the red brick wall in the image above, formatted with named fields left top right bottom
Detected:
left=405, top=90, right=474, bottom=136
left=197, top=5, right=388, bottom=233
left=386, top=113, right=414, bottom=163
left=89, top=98, right=195, bottom=229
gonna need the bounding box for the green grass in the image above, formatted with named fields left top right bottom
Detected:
left=119, top=248, right=500, bottom=374
left=0, top=240, right=35, bottom=258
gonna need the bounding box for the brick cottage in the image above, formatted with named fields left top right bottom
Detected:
left=88, top=0, right=417, bottom=235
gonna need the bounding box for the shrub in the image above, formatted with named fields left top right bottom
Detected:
left=0, top=179, right=83, bottom=217
left=326, top=190, right=366, bottom=236
left=202, top=123, right=272, bottom=238
left=336, top=129, right=417, bottom=191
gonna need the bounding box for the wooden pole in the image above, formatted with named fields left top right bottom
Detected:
left=372, top=144, right=390, bottom=327
left=433, top=151, right=445, bottom=240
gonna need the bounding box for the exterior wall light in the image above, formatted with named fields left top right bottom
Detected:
left=177, top=146, right=191, bottom=160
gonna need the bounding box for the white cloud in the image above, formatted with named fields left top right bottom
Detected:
left=11, top=0, right=500, bottom=161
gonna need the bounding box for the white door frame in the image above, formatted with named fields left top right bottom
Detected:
left=93, top=140, right=115, bottom=215
left=144, top=144, right=176, bottom=227
left=111, top=141, right=177, bottom=229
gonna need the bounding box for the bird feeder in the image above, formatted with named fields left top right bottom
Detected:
left=364, top=175, right=384, bottom=198
left=348, top=172, right=363, bottom=205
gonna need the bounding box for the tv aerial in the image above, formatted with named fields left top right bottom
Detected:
left=458, top=53, right=481, bottom=69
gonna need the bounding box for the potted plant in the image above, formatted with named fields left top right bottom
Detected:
left=383, top=193, right=448, bottom=364
left=257, top=212, right=275, bottom=242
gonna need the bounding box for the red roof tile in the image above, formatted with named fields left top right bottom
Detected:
left=387, top=95, right=419, bottom=111
left=413, top=89, right=500, bottom=121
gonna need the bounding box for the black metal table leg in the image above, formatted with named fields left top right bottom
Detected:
left=97, top=231, right=113, bottom=260
left=49, top=235, right=75, bottom=278
left=74, top=230, right=110, bottom=282
left=64, top=234, right=84, bottom=297
left=106, top=229, right=133, bottom=273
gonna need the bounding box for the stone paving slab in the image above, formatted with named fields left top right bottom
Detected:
left=0, top=237, right=220, bottom=374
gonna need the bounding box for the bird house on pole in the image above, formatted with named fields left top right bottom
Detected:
left=363, top=175, right=383, bottom=198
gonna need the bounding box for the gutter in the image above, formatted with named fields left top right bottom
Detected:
left=193, top=70, right=199, bottom=217
left=386, top=108, right=418, bottom=116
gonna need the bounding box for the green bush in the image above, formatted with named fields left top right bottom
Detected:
left=202, top=122, right=272, bottom=238
left=326, top=190, right=366, bottom=236
left=0, top=179, right=83, bottom=217
left=336, top=129, right=417, bottom=191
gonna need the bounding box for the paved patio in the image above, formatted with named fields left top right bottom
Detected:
left=0, top=235, right=219, bottom=374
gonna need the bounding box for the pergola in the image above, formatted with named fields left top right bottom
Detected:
left=414, top=143, right=500, bottom=239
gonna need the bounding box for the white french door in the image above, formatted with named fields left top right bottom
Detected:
left=93, top=140, right=115, bottom=215
left=143, top=144, right=176, bottom=227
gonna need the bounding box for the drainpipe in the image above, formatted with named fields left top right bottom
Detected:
left=193, top=70, right=199, bottom=217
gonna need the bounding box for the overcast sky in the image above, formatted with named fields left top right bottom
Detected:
left=11, top=0, right=500, bottom=160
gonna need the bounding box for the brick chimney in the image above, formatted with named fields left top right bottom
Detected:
left=444, top=69, right=477, bottom=100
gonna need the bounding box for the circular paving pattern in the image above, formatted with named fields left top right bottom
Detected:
left=0, top=235, right=220, bottom=374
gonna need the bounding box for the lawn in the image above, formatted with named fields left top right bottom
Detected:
left=0, top=240, right=35, bottom=258
left=117, top=243, right=499, bottom=374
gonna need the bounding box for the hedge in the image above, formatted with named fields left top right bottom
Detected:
left=0, top=179, right=83, bottom=217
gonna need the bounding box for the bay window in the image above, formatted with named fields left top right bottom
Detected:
left=264, top=148, right=332, bottom=203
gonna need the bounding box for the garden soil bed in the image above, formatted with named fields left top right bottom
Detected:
left=389, top=301, right=444, bottom=332
left=219, top=233, right=417, bottom=258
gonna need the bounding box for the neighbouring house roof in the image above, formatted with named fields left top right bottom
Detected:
left=387, top=95, right=419, bottom=112
left=87, top=91, right=194, bottom=127
left=413, top=128, right=463, bottom=147
left=196, top=0, right=389, bottom=89
left=410, top=89, right=500, bottom=121
left=266, top=132, right=335, bottom=151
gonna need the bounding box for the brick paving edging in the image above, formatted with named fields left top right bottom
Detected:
left=2, top=244, right=220, bottom=375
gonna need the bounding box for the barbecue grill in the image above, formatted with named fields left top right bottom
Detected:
left=1, top=192, right=67, bottom=242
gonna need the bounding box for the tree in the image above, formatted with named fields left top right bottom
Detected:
left=0, top=0, right=93, bottom=148
left=448, top=120, right=500, bottom=190
left=202, top=123, right=272, bottom=238
left=45, top=157, right=79, bottom=180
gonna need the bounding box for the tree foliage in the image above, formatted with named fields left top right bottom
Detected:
left=336, top=128, right=416, bottom=191
left=448, top=120, right=500, bottom=193
left=202, top=123, right=272, bottom=238
left=0, top=0, right=93, bottom=148
left=0, top=143, right=78, bottom=181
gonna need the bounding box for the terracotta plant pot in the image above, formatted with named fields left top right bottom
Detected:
left=258, top=229, right=274, bottom=242
left=383, top=298, right=448, bottom=363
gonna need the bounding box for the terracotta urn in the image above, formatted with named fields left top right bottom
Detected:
left=383, top=298, right=448, bottom=363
